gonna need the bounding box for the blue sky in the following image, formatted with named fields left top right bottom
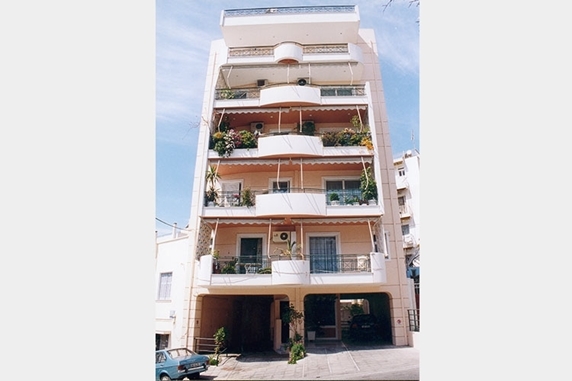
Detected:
left=156, top=0, right=419, bottom=236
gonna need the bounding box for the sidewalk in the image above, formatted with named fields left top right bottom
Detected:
left=200, top=341, right=419, bottom=380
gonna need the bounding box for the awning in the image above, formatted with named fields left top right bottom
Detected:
left=209, top=157, right=372, bottom=166
left=214, top=105, right=366, bottom=113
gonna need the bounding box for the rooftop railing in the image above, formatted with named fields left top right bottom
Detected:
left=224, top=5, right=356, bottom=17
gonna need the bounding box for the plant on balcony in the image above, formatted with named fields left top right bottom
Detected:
left=219, top=88, right=234, bottom=100
left=299, top=120, right=316, bottom=136
left=238, top=130, right=257, bottom=149
left=257, top=267, right=272, bottom=274
left=321, top=131, right=339, bottom=146
left=329, top=192, right=340, bottom=205
left=221, top=257, right=237, bottom=274
left=282, top=304, right=306, bottom=364
left=205, top=166, right=221, bottom=205
left=360, top=167, right=378, bottom=202
left=240, top=187, right=255, bottom=207
left=345, top=195, right=360, bottom=205
left=212, top=129, right=236, bottom=157
left=274, top=239, right=304, bottom=260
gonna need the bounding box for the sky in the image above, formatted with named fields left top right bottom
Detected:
left=156, top=0, right=419, bottom=236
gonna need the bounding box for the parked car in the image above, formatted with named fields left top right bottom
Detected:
left=349, top=314, right=381, bottom=340
left=155, top=347, right=209, bottom=381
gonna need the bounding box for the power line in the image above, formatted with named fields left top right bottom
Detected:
left=156, top=217, right=188, bottom=230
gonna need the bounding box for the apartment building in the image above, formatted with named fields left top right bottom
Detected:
left=394, top=149, right=420, bottom=332
left=156, top=5, right=415, bottom=352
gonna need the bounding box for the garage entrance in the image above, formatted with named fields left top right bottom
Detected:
left=200, top=294, right=284, bottom=353
left=341, top=292, right=392, bottom=344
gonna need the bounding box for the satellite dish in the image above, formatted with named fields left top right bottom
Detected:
left=297, top=78, right=307, bottom=86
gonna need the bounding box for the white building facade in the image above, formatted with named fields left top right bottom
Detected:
left=394, top=149, right=420, bottom=336
left=156, top=5, right=416, bottom=352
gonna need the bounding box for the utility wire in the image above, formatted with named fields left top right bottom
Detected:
left=156, top=217, right=188, bottom=230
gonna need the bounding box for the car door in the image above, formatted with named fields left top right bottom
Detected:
left=155, top=351, right=169, bottom=379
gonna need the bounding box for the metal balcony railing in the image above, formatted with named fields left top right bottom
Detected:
left=408, top=309, right=420, bottom=332
left=228, top=44, right=349, bottom=58
left=214, top=252, right=373, bottom=275
left=223, top=5, right=356, bottom=17
left=214, top=84, right=365, bottom=100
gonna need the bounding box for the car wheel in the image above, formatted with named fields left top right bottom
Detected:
left=160, top=374, right=172, bottom=381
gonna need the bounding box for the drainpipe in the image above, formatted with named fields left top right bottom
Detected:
left=299, top=158, right=304, bottom=190
left=267, top=219, right=272, bottom=260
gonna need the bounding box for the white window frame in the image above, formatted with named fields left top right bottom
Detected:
left=269, top=178, right=292, bottom=193
left=236, top=233, right=268, bottom=268
left=157, top=272, right=172, bottom=301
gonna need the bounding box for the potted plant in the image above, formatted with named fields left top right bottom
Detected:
left=329, top=192, right=340, bottom=206
left=221, top=258, right=237, bottom=274
left=274, top=239, right=304, bottom=260
left=240, top=187, right=255, bottom=207
left=205, top=165, right=221, bottom=206
left=281, top=304, right=306, bottom=364
left=212, top=326, right=227, bottom=364
left=300, top=120, right=316, bottom=136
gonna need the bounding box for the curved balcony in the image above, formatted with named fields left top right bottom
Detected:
left=259, top=85, right=321, bottom=106
left=256, top=191, right=326, bottom=216
left=258, top=134, right=323, bottom=157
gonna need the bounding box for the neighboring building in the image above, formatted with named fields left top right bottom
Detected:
left=155, top=225, right=189, bottom=350
left=394, top=149, right=420, bottom=332
left=156, top=5, right=416, bottom=352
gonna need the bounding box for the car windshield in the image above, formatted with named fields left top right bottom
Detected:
left=167, top=348, right=195, bottom=358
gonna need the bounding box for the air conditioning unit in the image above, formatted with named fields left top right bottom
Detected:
left=257, top=79, right=267, bottom=87
left=273, top=231, right=291, bottom=243
left=251, top=122, right=264, bottom=132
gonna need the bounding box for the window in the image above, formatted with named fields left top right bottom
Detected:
left=325, top=179, right=360, bottom=203
left=158, top=272, right=172, bottom=300
left=238, top=236, right=265, bottom=273
left=398, top=167, right=406, bottom=176
left=398, top=196, right=406, bottom=206
left=309, top=236, right=338, bottom=273
left=221, top=180, right=242, bottom=206
left=272, top=180, right=290, bottom=193
left=401, top=224, right=410, bottom=236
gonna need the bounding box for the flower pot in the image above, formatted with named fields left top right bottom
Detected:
left=307, top=331, right=316, bottom=341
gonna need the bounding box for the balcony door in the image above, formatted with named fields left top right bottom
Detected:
left=238, top=236, right=264, bottom=273
left=309, top=235, right=339, bottom=273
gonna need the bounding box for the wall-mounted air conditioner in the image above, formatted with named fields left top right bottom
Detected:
left=273, top=231, right=291, bottom=243
left=251, top=122, right=264, bottom=132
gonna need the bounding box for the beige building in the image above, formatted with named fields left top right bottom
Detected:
left=156, top=5, right=415, bottom=352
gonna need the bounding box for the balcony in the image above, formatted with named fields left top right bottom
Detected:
left=220, top=6, right=360, bottom=47
left=399, top=204, right=411, bottom=219
left=257, top=134, right=323, bottom=157
left=213, top=84, right=367, bottom=108
left=202, top=188, right=381, bottom=218
left=207, top=125, right=373, bottom=160
left=196, top=251, right=387, bottom=287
